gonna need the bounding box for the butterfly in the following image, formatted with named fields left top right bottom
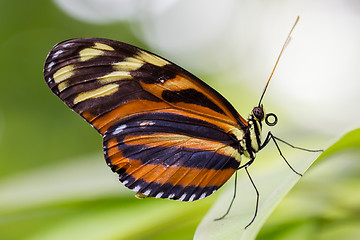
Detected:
left=43, top=17, right=319, bottom=228
left=43, top=37, right=248, bottom=201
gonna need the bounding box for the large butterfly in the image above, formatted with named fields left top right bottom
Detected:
left=43, top=38, right=255, bottom=202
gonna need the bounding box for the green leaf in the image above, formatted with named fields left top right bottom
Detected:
left=315, top=128, right=360, bottom=163
left=194, top=128, right=360, bottom=240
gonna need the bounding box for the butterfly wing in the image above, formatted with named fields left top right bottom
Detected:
left=44, top=38, right=247, bottom=201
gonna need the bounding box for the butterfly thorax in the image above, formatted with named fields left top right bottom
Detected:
left=238, top=107, right=265, bottom=161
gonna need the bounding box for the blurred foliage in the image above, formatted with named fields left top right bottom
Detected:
left=257, top=129, right=360, bottom=240
left=1, top=196, right=213, bottom=240
left=0, top=1, right=359, bottom=240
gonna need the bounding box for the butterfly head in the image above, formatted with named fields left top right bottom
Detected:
left=251, top=106, right=278, bottom=127
left=247, top=105, right=278, bottom=153
left=252, top=106, right=265, bottom=122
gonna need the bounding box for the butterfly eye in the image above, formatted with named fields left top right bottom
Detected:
left=252, top=107, right=265, bottom=121
left=265, top=113, right=278, bottom=126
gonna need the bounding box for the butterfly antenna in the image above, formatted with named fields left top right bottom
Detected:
left=258, top=16, right=300, bottom=107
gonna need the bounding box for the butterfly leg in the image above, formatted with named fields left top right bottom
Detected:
left=244, top=166, right=259, bottom=229
left=271, top=135, right=324, bottom=153
left=214, top=171, right=238, bottom=221
left=260, top=131, right=303, bottom=176
left=215, top=157, right=260, bottom=229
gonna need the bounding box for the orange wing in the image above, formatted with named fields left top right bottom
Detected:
left=44, top=38, right=247, bottom=201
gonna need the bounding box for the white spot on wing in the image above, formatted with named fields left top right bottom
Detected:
left=179, top=193, right=187, bottom=201
left=155, top=192, right=164, bottom=198
left=140, top=121, right=155, bottom=127
left=168, top=193, right=175, bottom=199
left=113, top=124, right=127, bottom=135
left=122, top=180, right=129, bottom=185
left=133, top=185, right=141, bottom=192
left=144, top=189, right=151, bottom=196
left=47, top=61, right=55, bottom=70
left=53, top=50, right=64, bottom=58
left=62, top=42, right=74, bottom=48
left=189, top=194, right=196, bottom=201
left=199, top=193, right=207, bottom=200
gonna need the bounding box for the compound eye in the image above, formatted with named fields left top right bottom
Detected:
left=252, top=107, right=265, bottom=120
left=265, top=113, right=278, bottom=126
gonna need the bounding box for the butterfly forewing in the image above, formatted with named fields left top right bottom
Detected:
left=44, top=38, right=246, bottom=201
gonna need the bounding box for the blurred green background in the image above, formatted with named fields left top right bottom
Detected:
left=0, top=2, right=214, bottom=239
left=0, top=1, right=359, bottom=239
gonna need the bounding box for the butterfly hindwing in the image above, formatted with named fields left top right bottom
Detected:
left=104, top=111, right=241, bottom=201
left=44, top=38, right=246, bottom=201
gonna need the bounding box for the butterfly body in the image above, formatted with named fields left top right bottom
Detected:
left=44, top=38, right=265, bottom=202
